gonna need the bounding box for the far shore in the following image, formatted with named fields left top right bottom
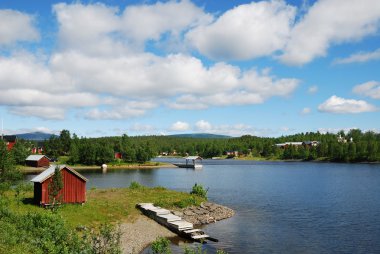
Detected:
left=20, top=162, right=177, bottom=173
left=20, top=156, right=380, bottom=174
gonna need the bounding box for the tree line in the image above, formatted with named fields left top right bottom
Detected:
left=5, top=128, right=380, bottom=166
left=41, top=129, right=380, bottom=164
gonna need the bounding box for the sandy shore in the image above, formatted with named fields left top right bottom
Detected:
left=120, top=215, right=176, bottom=254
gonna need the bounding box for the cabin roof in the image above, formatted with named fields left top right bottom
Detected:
left=185, top=156, right=202, bottom=160
left=25, top=155, right=49, bottom=161
left=30, top=165, right=88, bottom=183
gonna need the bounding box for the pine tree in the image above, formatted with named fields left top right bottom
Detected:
left=48, top=166, right=63, bottom=209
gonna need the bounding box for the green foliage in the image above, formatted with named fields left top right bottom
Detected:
left=48, top=166, right=64, bottom=211
left=183, top=244, right=207, bottom=254
left=11, top=140, right=32, bottom=165
left=190, top=183, right=208, bottom=200
left=0, top=141, right=21, bottom=194
left=129, top=181, right=143, bottom=190
left=216, top=250, right=228, bottom=254
left=0, top=204, right=88, bottom=254
left=41, top=128, right=380, bottom=167
left=173, top=196, right=197, bottom=208
left=14, top=183, right=33, bottom=204
left=151, top=237, right=171, bottom=254
left=60, top=129, right=71, bottom=155
left=83, top=223, right=122, bottom=254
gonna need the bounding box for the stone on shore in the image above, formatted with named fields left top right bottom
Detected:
left=176, top=202, right=235, bottom=225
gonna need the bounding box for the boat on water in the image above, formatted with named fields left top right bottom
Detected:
left=173, top=156, right=203, bottom=169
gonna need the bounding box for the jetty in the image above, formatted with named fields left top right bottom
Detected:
left=173, top=156, right=203, bottom=169
left=137, top=203, right=218, bottom=243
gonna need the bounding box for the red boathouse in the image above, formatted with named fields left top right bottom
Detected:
left=25, top=155, right=50, bottom=167
left=30, top=165, right=88, bottom=205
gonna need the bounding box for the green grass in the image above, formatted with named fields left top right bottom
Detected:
left=8, top=186, right=205, bottom=229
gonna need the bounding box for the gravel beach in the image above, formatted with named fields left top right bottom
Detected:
left=120, top=215, right=176, bottom=254
left=120, top=202, right=235, bottom=253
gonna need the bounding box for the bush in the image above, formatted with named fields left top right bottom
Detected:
left=190, top=183, right=208, bottom=200
left=174, top=196, right=197, bottom=208
left=151, top=237, right=171, bottom=254
left=183, top=244, right=207, bottom=254
left=84, top=223, right=122, bottom=254
left=129, top=181, right=143, bottom=190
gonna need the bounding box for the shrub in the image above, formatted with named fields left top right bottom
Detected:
left=129, top=181, right=143, bottom=190
left=174, top=196, right=197, bottom=208
left=84, top=223, right=122, bottom=254
left=190, top=183, right=208, bottom=200
left=183, top=244, right=207, bottom=254
left=151, top=237, right=171, bottom=254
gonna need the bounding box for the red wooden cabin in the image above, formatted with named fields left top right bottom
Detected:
left=25, top=155, right=50, bottom=167
left=2, top=135, right=17, bottom=150
left=114, top=152, right=122, bottom=159
left=30, top=165, right=88, bottom=205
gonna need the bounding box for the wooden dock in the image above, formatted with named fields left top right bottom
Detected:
left=137, top=203, right=218, bottom=243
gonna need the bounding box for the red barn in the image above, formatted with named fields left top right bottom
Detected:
left=2, top=135, right=17, bottom=150
left=25, top=155, right=50, bottom=167
left=30, top=165, right=88, bottom=205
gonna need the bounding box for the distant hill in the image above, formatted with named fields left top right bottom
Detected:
left=168, top=133, right=231, bottom=139
left=16, top=132, right=57, bottom=141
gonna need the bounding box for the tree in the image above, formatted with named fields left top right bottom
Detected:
left=11, top=140, right=32, bottom=165
left=0, top=141, right=21, bottom=194
left=44, top=136, right=61, bottom=158
left=59, top=129, right=71, bottom=155
left=48, top=166, right=63, bottom=210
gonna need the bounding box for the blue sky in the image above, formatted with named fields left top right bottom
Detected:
left=0, top=0, right=380, bottom=137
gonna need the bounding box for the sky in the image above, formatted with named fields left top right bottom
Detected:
left=0, top=0, right=380, bottom=137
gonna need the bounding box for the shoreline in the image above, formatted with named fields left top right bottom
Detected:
left=122, top=202, right=235, bottom=254
left=20, top=162, right=177, bottom=173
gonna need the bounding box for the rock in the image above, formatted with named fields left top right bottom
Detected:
left=181, top=202, right=235, bottom=225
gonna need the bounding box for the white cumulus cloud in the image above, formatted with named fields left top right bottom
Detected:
left=318, top=95, right=377, bottom=114
left=170, top=121, right=190, bottom=131
left=121, top=0, right=212, bottom=46
left=280, top=0, right=380, bottom=65
left=186, top=0, right=296, bottom=61
left=195, top=120, right=212, bottom=131
left=0, top=9, right=39, bottom=46
left=353, top=81, right=380, bottom=99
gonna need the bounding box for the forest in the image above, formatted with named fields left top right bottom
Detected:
left=9, top=129, right=377, bottom=165
left=3, top=129, right=380, bottom=166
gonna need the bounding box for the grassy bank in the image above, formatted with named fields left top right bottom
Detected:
left=7, top=185, right=205, bottom=228
left=1, top=184, right=204, bottom=253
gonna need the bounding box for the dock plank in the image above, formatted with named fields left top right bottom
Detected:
left=184, top=229, right=202, bottom=233
left=192, top=235, right=209, bottom=240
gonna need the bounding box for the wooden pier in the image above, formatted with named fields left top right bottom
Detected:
left=137, top=203, right=218, bottom=243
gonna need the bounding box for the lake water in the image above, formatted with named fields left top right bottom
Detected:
left=26, top=159, right=380, bottom=253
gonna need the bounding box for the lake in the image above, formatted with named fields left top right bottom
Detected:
left=26, top=159, right=380, bottom=253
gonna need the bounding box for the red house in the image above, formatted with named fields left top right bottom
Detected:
left=114, top=152, right=122, bottom=159
left=25, top=155, right=50, bottom=167
left=30, top=165, right=88, bottom=205
left=2, top=135, right=17, bottom=150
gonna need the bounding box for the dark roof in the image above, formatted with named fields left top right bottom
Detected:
left=2, top=135, right=17, bottom=142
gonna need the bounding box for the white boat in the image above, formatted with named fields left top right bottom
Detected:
left=173, top=156, right=203, bottom=169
